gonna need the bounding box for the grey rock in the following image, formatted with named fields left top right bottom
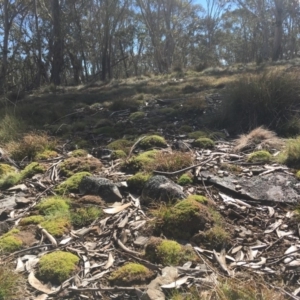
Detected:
left=141, top=175, right=186, bottom=204
left=142, top=267, right=178, bottom=300
left=79, top=176, right=122, bottom=202
left=0, top=195, right=17, bottom=209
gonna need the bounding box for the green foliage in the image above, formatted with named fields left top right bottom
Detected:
left=192, top=137, right=215, bottom=148
left=70, top=149, right=88, bottom=157
left=20, top=162, right=45, bottom=179
left=186, top=194, right=208, bottom=204
left=296, top=171, right=300, bottom=180
left=188, top=131, right=208, bottom=139
left=0, top=229, right=22, bottom=253
left=123, top=150, right=158, bottom=171
left=55, top=172, right=91, bottom=194
left=179, top=125, right=193, bottom=133
left=38, top=251, right=79, bottom=284
left=40, top=216, right=71, bottom=237
left=0, top=266, right=25, bottom=300
left=127, top=172, right=151, bottom=192
left=277, top=138, right=300, bottom=168
left=202, top=225, right=230, bottom=249
left=107, top=139, right=133, bottom=154
left=109, top=263, right=154, bottom=285
left=35, top=150, right=58, bottom=160
left=247, top=150, right=272, bottom=163
left=0, top=173, right=21, bottom=190
left=214, top=71, right=300, bottom=134
left=129, top=111, right=145, bottom=121
left=0, top=113, right=24, bottom=143
left=36, top=196, right=70, bottom=215
left=139, top=135, right=168, bottom=149
left=19, top=215, right=45, bottom=226
left=0, top=164, right=16, bottom=176
left=71, top=206, right=102, bottom=227
left=111, top=150, right=127, bottom=159
left=177, top=173, right=193, bottom=186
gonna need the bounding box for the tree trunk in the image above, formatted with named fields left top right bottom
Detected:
left=272, top=0, right=284, bottom=61
left=33, top=0, right=42, bottom=87
left=50, top=0, right=64, bottom=85
left=0, top=0, right=9, bottom=91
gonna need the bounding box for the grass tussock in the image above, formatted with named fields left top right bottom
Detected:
left=0, top=113, right=25, bottom=143
left=234, top=127, right=283, bottom=152
left=215, top=70, right=300, bottom=134
left=6, top=132, right=56, bottom=161
left=277, top=137, right=300, bottom=168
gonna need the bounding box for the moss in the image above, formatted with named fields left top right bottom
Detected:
left=95, top=119, right=114, bottom=128
left=154, top=198, right=214, bottom=239
left=40, top=216, right=71, bottom=237
left=109, top=263, right=154, bottom=286
left=179, top=125, right=193, bottom=133
left=36, top=196, right=70, bottom=215
left=276, top=138, right=300, bottom=168
left=202, top=225, right=230, bottom=249
left=20, top=162, right=45, bottom=179
left=247, top=150, right=272, bottom=163
left=71, top=206, right=102, bottom=228
left=127, top=172, right=151, bottom=192
left=35, top=150, right=58, bottom=160
left=188, top=131, right=207, bottom=139
left=177, top=173, right=193, bottom=186
left=106, top=139, right=133, bottom=154
left=187, top=195, right=209, bottom=204
left=0, top=266, right=25, bottom=300
left=0, top=229, right=22, bottom=253
left=38, top=251, right=79, bottom=284
left=19, top=215, right=45, bottom=226
left=59, top=157, right=102, bottom=177
left=111, top=150, right=127, bottom=159
left=94, top=126, right=118, bottom=137
left=0, top=164, right=16, bottom=176
left=70, top=149, right=88, bottom=157
left=0, top=173, right=21, bottom=190
left=129, top=111, right=145, bottom=121
left=123, top=150, right=158, bottom=172
left=296, top=171, right=300, bottom=180
left=139, top=135, right=167, bottom=149
left=55, top=172, right=91, bottom=194
left=192, top=137, right=215, bottom=149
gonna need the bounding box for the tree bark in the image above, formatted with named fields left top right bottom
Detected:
left=272, top=0, right=284, bottom=61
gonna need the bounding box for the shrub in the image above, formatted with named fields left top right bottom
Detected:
left=214, top=70, right=300, bottom=134
left=38, top=251, right=79, bottom=284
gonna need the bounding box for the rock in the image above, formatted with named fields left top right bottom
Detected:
left=200, top=171, right=300, bottom=203
left=0, top=195, right=17, bottom=209
left=79, top=176, right=122, bottom=202
left=142, top=267, right=178, bottom=300
left=141, top=176, right=186, bottom=204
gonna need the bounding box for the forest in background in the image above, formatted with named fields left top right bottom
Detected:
left=0, top=0, right=299, bottom=92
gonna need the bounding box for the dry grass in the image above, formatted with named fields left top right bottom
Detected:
left=234, top=127, right=283, bottom=152
left=5, top=132, right=57, bottom=161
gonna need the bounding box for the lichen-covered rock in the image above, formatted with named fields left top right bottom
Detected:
left=79, top=176, right=122, bottom=202
left=141, top=175, right=186, bottom=204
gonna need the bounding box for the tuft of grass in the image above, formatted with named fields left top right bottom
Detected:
left=0, top=266, right=25, bottom=300
left=0, top=113, right=24, bottom=143
left=38, top=251, right=79, bottom=284
left=71, top=206, right=102, bottom=228
left=214, top=70, right=300, bottom=134
left=36, top=196, right=70, bottom=215
left=177, top=173, right=193, bottom=186
left=6, top=132, right=56, bottom=161
left=234, top=127, right=283, bottom=152
left=129, top=111, right=145, bottom=121
left=277, top=137, right=300, bottom=168
left=247, top=150, right=272, bottom=163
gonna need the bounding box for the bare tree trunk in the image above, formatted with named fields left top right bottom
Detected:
left=50, top=0, right=64, bottom=85
left=272, top=0, right=284, bottom=61
left=0, top=0, right=9, bottom=91
left=33, top=0, right=42, bottom=87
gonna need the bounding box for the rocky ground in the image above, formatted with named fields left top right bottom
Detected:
left=1, top=65, right=300, bottom=299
